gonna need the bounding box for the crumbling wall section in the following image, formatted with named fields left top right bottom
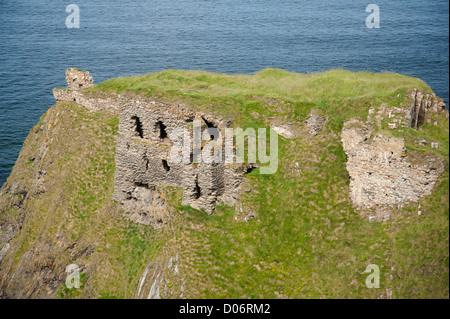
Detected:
left=53, top=68, right=246, bottom=227
left=53, top=88, right=122, bottom=113
left=112, top=99, right=245, bottom=226
left=65, top=68, right=94, bottom=90
left=341, top=118, right=445, bottom=210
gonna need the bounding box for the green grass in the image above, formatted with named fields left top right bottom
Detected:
left=166, top=129, right=448, bottom=298
left=57, top=273, right=87, bottom=299
left=91, top=68, right=431, bottom=131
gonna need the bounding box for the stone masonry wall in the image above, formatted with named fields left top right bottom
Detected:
left=55, top=70, right=448, bottom=225
left=113, top=100, right=246, bottom=226
left=341, top=88, right=447, bottom=215
left=53, top=88, right=122, bottom=114
left=54, top=69, right=246, bottom=227
left=370, top=89, right=448, bottom=132
left=341, top=117, right=445, bottom=210
left=65, top=68, right=94, bottom=90
left=409, top=89, right=447, bottom=128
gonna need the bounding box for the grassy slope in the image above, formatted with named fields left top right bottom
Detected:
left=1, top=69, right=448, bottom=298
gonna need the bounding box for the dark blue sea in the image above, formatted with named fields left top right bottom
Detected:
left=0, top=0, right=448, bottom=186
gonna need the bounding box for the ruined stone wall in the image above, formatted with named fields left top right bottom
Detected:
left=55, top=70, right=448, bottom=226
left=113, top=100, right=246, bottom=226
left=409, top=89, right=447, bottom=128
left=65, top=68, right=94, bottom=90
left=53, top=69, right=248, bottom=226
left=53, top=88, right=122, bottom=113
left=341, top=88, right=448, bottom=218
left=341, top=118, right=445, bottom=212
left=54, top=68, right=122, bottom=113
left=372, top=89, right=448, bottom=131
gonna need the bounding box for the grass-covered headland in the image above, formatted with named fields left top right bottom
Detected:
left=0, top=69, right=448, bottom=299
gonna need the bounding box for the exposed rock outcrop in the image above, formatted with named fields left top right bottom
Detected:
left=136, top=254, right=184, bottom=299
left=1, top=68, right=449, bottom=299
left=305, top=109, right=326, bottom=135
left=271, top=123, right=296, bottom=138
left=369, top=89, right=448, bottom=132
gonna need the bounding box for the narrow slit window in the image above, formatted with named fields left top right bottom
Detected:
left=202, top=117, right=218, bottom=140
left=162, top=159, right=170, bottom=171
left=194, top=180, right=201, bottom=199
left=132, top=116, right=144, bottom=138
left=156, top=121, right=167, bottom=139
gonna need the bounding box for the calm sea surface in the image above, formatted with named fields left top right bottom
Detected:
left=0, top=0, right=448, bottom=185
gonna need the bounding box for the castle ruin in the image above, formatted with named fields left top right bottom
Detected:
left=54, top=68, right=248, bottom=227
left=54, top=68, right=448, bottom=225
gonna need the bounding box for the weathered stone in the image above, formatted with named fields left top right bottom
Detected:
left=244, top=212, right=255, bottom=222
left=53, top=88, right=122, bottom=113
left=305, top=109, right=326, bottom=135
left=65, top=68, right=94, bottom=90
left=409, top=89, right=447, bottom=128
left=0, top=243, right=10, bottom=263
left=388, top=122, right=397, bottom=130
left=112, top=97, right=246, bottom=225
left=271, top=123, right=296, bottom=138
left=54, top=71, right=247, bottom=225
left=418, top=139, right=427, bottom=146
left=367, top=90, right=448, bottom=134
left=341, top=118, right=445, bottom=209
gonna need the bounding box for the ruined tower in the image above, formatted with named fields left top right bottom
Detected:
left=112, top=98, right=246, bottom=227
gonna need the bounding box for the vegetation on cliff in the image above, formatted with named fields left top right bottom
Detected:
left=0, top=69, right=448, bottom=298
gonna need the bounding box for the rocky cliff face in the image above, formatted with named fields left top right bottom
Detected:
left=0, top=99, right=120, bottom=298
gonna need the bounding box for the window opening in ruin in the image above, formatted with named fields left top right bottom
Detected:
left=132, top=116, right=144, bottom=138
left=194, top=180, right=201, bottom=199
left=162, top=159, right=170, bottom=171
left=135, top=182, right=151, bottom=189
left=202, top=117, right=218, bottom=140
left=156, top=121, right=168, bottom=139
left=244, top=166, right=256, bottom=175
